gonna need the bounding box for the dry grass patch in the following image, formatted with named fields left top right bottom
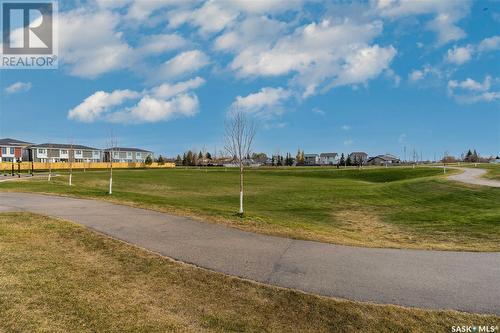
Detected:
left=0, top=213, right=498, bottom=332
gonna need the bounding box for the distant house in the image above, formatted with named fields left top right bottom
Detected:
left=0, top=138, right=32, bottom=162
left=304, top=154, right=320, bottom=165
left=319, top=153, right=338, bottom=165
left=367, top=154, right=401, bottom=166
left=103, top=147, right=153, bottom=163
left=348, top=152, right=368, bottom=165
left=30, top=143, right=101, bottom=163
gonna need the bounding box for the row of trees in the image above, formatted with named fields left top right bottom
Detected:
left=175, top=151, right=213, bottom=166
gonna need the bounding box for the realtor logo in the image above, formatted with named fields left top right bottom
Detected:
left=1, top=0, right=58, bottom=69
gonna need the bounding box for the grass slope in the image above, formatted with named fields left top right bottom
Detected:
left=0, top=213, right=497, bottom=332
left=1, top=166, right=499, bottom=251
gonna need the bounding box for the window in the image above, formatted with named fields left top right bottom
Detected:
left=127, top=152, right=132, bottom=158
left=38, top=149, right=46, bottom=154
left=113, top=152, right=118, bottom=157
left=1, top=148, right=6, bottom=154
left=60, top=150, right=68, bottom=154
left=9, top=148, right=14, bottom=154
left=75, top=150, right=82, bottom=155
left=136, top=153, right=142, bottom=158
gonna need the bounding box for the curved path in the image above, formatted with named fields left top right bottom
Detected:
left=446, top=167, right=500, bottom=187
left=0, top=192, right=499, bottom=315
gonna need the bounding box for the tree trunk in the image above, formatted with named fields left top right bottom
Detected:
left=239, top=162, right=244, bottom=215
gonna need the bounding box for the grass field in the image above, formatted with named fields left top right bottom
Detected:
left=1, top=166, right=499, bottom=251
left=478, top=164, right=500, bottom=180
left=1, top=213, right=497, bottom=332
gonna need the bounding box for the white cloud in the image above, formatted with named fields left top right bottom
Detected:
left=228, top=19, right=395, bottom=97
left=68, top=77, right=205, bottom=123
left=152, top=77, right=205, bottom=99
left=58, top=6, right=188, bottom=79
left=408, top=64, right=443, bottom=83
left=448, top=76, right=491, bottom=92
left=344, top=139, right=353, bottom=146
left=398, top=133, right=407, bottom=144
left=136, top=33, right=188, bottom=56
left=341, top=125, right=351, bottom=131
left=5, top=82, right=32, bottom=94
left=445, top=45, right=473, bottom=65
left=168, top=1, right=239, bottom=35
left=59, top=9, right=133, bottom=78
left=109, top=93, right=199, bottom=123
left=447, top=76, right=499, bottom=103
left=68, top=89, right=140, bottom=122
left=232, top=87, right=292, bottom=117
left=328, top=45, right=396, bottom=89
left=374, top=0, right=470, bottom=45
left=409, top=70, right=424, bottom=82
left=312, top=108, right=325, bottom=115
left=156, top=50, right=210, bottom=80
left=477, top=36, right=500, bottom=52
left=214, top=16, right=287, bottom=53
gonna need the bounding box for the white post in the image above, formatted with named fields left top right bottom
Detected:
left=69, top=173, right=72, bottom=186
left=239, top=191, right=243, bottom=215
left=109, top=176, right=113, bottom=194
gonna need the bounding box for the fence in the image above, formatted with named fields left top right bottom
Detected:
left=0, top=162, right=175, bottom=172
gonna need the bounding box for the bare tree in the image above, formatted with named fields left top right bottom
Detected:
left=224, top=109, right=256, bottom=216
left=107, top=131, right=117, bottom=195
left=68, top=140, right=74, bottom=186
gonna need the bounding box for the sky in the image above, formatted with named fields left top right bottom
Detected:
left=0, top=0, right=499, bottom=160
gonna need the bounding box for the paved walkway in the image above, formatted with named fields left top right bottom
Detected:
left=447, top=167, right=500, bottom=187
left=0, top=192, right=498, bottom=315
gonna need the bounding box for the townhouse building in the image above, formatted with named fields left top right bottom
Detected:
left=30, top=143, right=102, bottom=163
left=0, top=138, right=32, bottom=162
left=103, top=147, right=153, bottom=163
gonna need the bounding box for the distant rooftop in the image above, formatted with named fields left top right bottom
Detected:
left=0, top=138, right=33, bottom=146
left=31, top=143, right=98, bottom=150
left=104, top=147, right=152, bottom=153
left=320, top=153, right=338, bottom=157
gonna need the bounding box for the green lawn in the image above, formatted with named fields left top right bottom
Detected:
left=1, top=166, right=499, bottom=251
left=478, top=164, right=500, bottom=180
left=1, top=213, right=497, bottom=332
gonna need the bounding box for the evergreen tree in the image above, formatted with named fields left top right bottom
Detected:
left=175, top=155, right=182, bottom=166
left=465, top=149, right=473, bottom=162
left=339, top=153, right=345, bottom=166
left=346, top=155, right=352, bottom=166
left=145, top=155, right=153, bottom=165
left=206, top=152, right=212, bottom=160
left=157, top=155, right=165, bottom=165
left=186, top=150, right=194, bottom=166
left=472, top=150, right=479, bottom=163
left=182, top=153, right=187, bottom=166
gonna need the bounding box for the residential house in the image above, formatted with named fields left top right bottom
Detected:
left=367, top=154, right=401, bottom=166
left=30, top=143, right=102, bottom=163
left=103, top=147, right=153, bottom=163
left=304, top=153, right=320, bottom=165
left=348, top=152, right=368, bottom=165
left=319, top=153, right=338, bottom=165
left=0, top=138, right=32, bottom=162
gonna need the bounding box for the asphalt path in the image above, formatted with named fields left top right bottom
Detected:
left=0, top=192, right=498, bottom=314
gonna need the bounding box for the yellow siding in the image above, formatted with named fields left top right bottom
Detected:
left=0, top=162, right=175, bottom=172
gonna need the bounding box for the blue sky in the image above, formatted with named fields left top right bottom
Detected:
left=0, top=0, right=499, bottom=159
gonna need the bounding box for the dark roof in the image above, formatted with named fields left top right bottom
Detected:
left=0, top=138, right=33, bottom=146
left=368, top=154, right=400, bottom=162
left=320, top=153, right=338, bottom=157
left=103, top=147, right=152, bottom=153
left=304, top=154, right=319, bottom=157
left=349, top=152, right=367, bottom=155
left=30, top=143, right=98, bottom=150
